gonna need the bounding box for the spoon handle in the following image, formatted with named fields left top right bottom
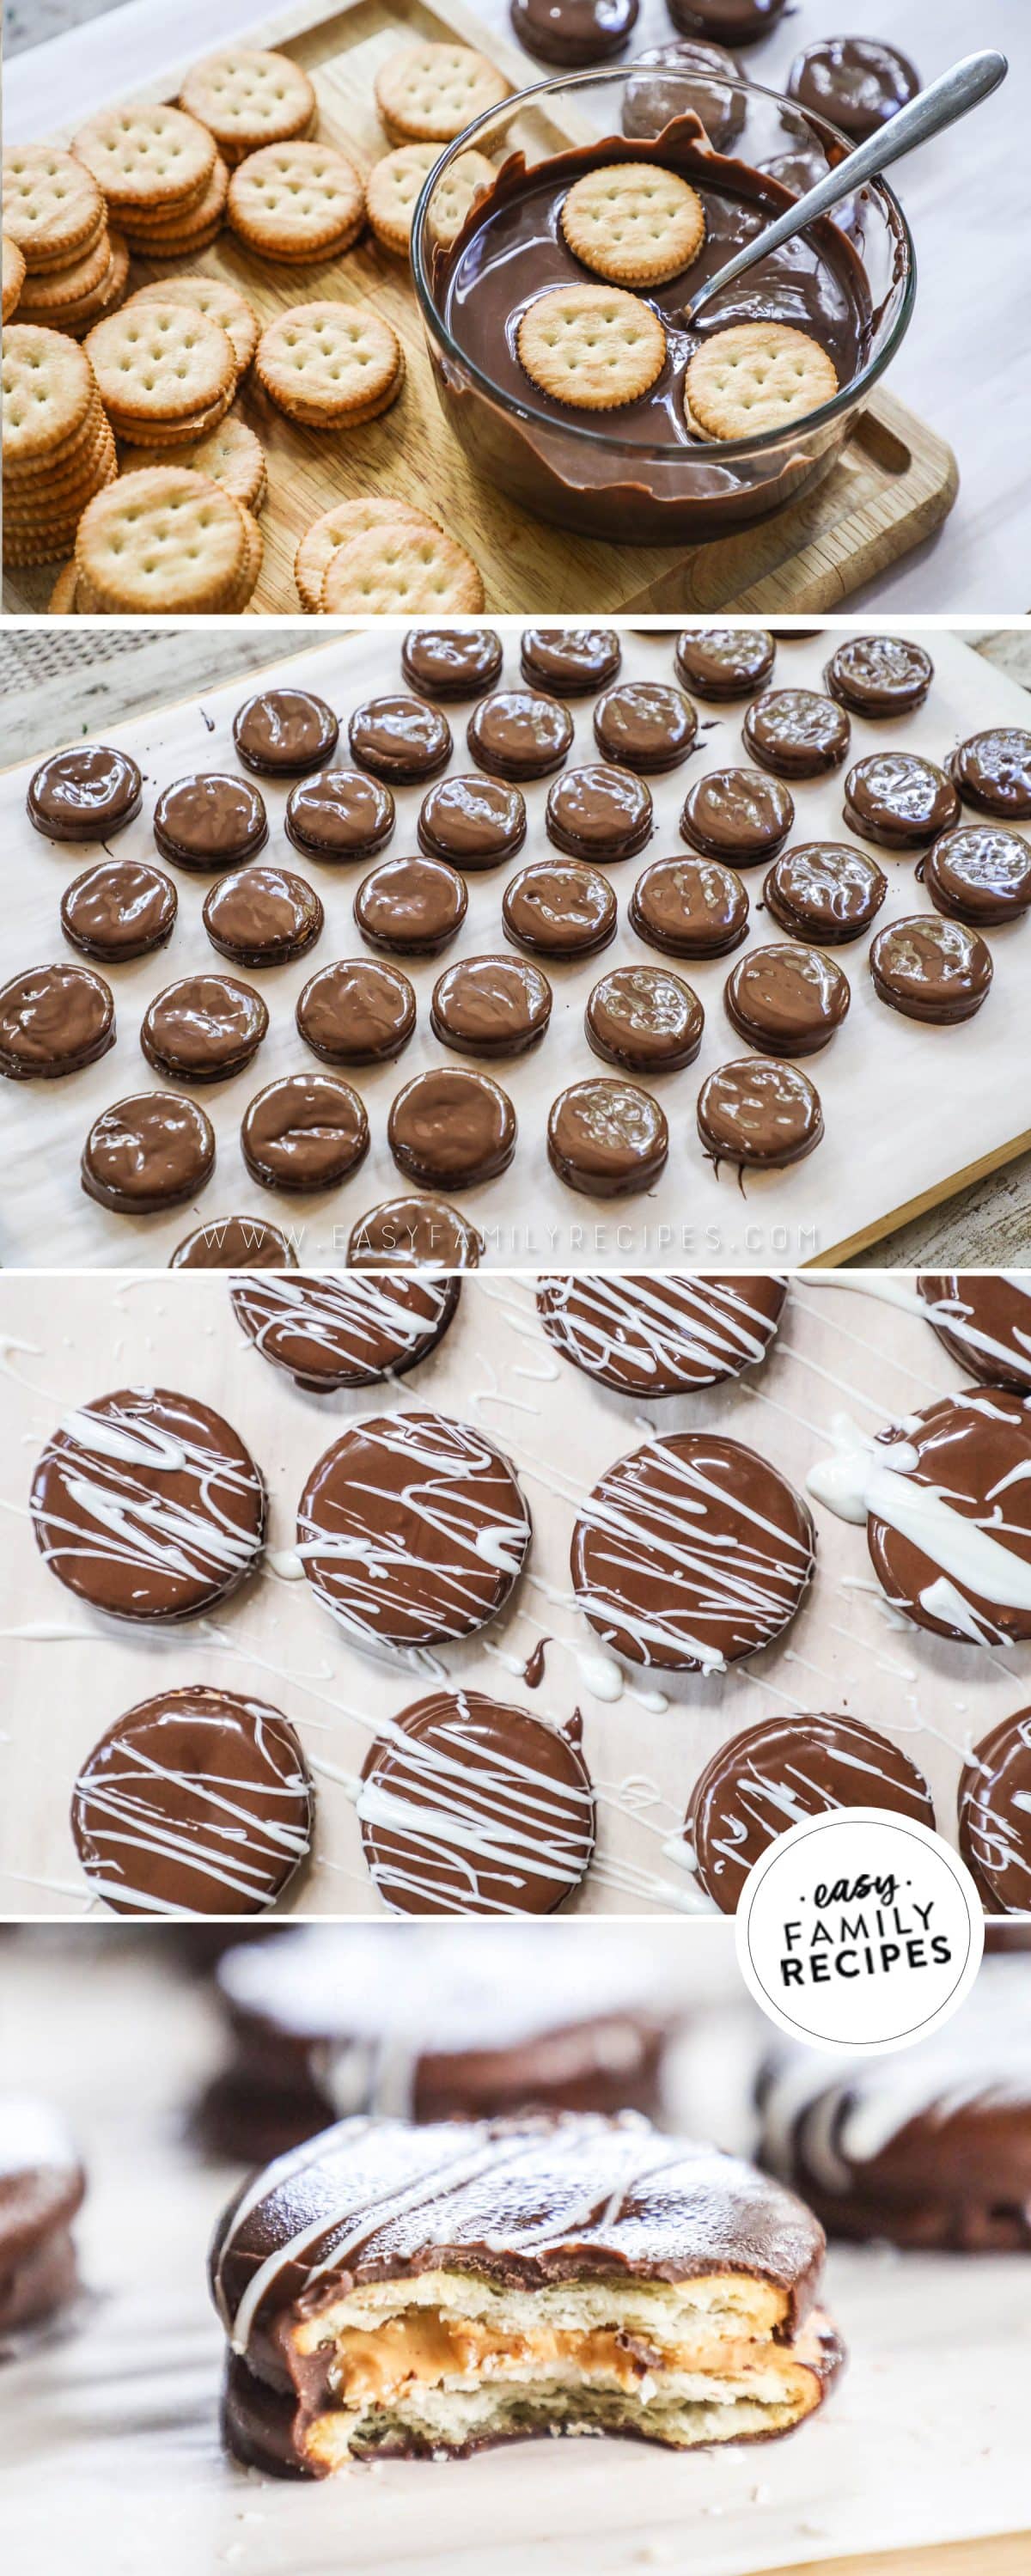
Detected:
left=687, top=49, right=1009, bottom=325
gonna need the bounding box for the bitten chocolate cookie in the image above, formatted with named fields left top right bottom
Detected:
left=141, top=974, right=268, bottom=1082
left=923, top=825, right=1031, bottom=928
left=27, top=743, right=143, bottom=840
left=297, top=1412, right=531, bottom=1648
left=824, top=635, right=932, bottom=717
left=230, top=1273, right=460, bottom=1392
left=674, top=628, right=774, bottom=699
left=520, top=627, right=621, bottom=694
left=572, top=1429, right=814, bottom=1670
left=284, top=772, right=395, bottom=864
left=401, top=627, right=503, bottom=699
left=547, top=1077, right=668, bottom=1197
left=153, top=773, right=268, bottom=871
left=467, top=690, right=574, bottom=780
left=358, top=1689, right=595, bottom=1914
left=537, top=1273, right=787, bottom=1392
left=681, top=769, right=794, bottom=864
left=593, top=681, right=697, bottom=773
left=71, top=1685, right=313, bottom=1916
left=503, top=858, right=617, bottom=959
left=0, top=2100, right=85, bottom=2338
left=743, top=691, right=850, bottom=781
left=685, top=1712, right=936, bottom=1913
left=949, top=728, right=1031, bottom=821
left=869, top=917, right=992, bottom=1024
left=234, top=689, right=339, bottom=775
left=349, top=695, right=452, bottom=784
left=546, top=764, right=653, bottom=862
left=61, top=858, right=178, bottom=962
left=296, top=959, right=416, bottom=1065
left=763, top=843, right=886, bottom=945
left=348, top=1197, right=483, bottom=1268
left=586, top=964, right=703, bottom=1072
left=241, top=1074, right=369, bottom=1193
left=724, top=944, right=850, bottom=1056
left=958, top=1712, right=1031, bottom=1914
left=431, top=955, right=552, bottom=1057
left=203, top=865, right=324, bottom=968
left=170, top=1216, right=297, bottom=1269
left=388, top=1067, right=516, bottom=1187
left=917, top=1274, right=1031, bottom=1391
left=0, top=962, right=114, bottom=1080
left=844, top=753, right=960, bottom=849
left=809, top=1391, right=1031, bottom=1646
left=418, top=774, right=526, bottom=869
left=82, top=1092, right=216, bottom=1212
left=355, top=854, right=467, bottom=955
left=631, top=853, right=748, bottom=957
left=697, top=1059, right=823, bottom=1171
left=31, top=1387, right=265, bottom=1620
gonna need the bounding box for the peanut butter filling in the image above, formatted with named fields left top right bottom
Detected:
left=327, top=2308, right=808, bottom=2408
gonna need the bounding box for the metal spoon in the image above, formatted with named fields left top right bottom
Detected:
left=684, top=49, right=1008, bottom=327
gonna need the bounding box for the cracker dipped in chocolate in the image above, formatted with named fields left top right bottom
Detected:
left=71, top=1685, right=313, bottom=1917
left=685, top=1712, right=936, bottom=1914
left=31, top=1387, right=266, bottom=1622
left=917, top=1275, right=1031, bottom=1392
left=357, top=1689, right=595, bottom=1914
left=210, top=2109, right=841, bottom=2473
left=296, top=1411, right=530, bottom=1651
left=538, top=1273, right=786, bottom=1393
left=230, top=1272, right=461, bottom=1394
left=572, top=1429, right=814, bottom=1670
left=807, top=1391, right=1031, bottom=1646
left=0, top=2099, right=86, bottom=2340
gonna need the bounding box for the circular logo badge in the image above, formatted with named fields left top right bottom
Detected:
left=735, top=1808, right=985, bottom=2054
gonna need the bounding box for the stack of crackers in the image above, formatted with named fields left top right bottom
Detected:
left=3, top=329, right=116, bottom=570
left=2, top=144, right=127, bottom=338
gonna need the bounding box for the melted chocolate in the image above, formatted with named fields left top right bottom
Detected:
left=467, top=690, right=574, bottom=780
left=153, top=772, right=268, bottom=871
left=401, top=628, right=503, bottom=699
left=763, top=841, right=886, bottom=944
left=32, top=1387, right=265, bottom=1621
left=788, top=40, right=920, bottom=143
left=520, top=628, right=622, bottom=694
left=631, top=852, right=748, bottom=955
left=823, top=635, right=932, bottom=718
left=917, top=1274, right=1031, bottom=1393
left=681, top=768, right=794, bottom=863
left=349, top=696, right=452, bottom=784
left=297, top=1411, right=531, bottom=1648
left=924, top=825, right=1031, bottom=928
left=82, top=1091, right=216, bottom=1212
left=869, top=916, right=993, bottom=1024
left=594, top=681, right=698, bottom=772
left=27, top=743, right=142, bottom=840
left=586, top=962, right=703, bottom=1071
left=348, top=1197, right=483, bottom=1268
left=296, top=959, right=417, bottom=1065
left=241, top=1074, right=369, bottom=1193
left=230, top=1273, right=460, bottom=1393
left=959, top=1713, right=1031, bottom=1914
left=675, top=627, right=774, bottom=699
left=0, top=962, right=114, bottom=1080
left=203, top=865, right=324, bottom=968
left=697, top=1058, right=823, bottom=1169
left=234, top=691, right=339, bottom=776
left=572, top=1428, right=814, bottom=1670
left=355, top=854, right=467, bottom=955
left=503, top=858, right=617, bottom=958
left=359, top=1689, right=595, bottom=1913
left=546, top=762, right=653, bottom=860
left=431, top=955, right=552, bottom=1056
left=170, top=1216, right=297, bottom=1270
left=686, top=1712, right=935, bottom=1913
left=547, top=1077, right=668, bottom=1196
left=71, top=1686, right=313, bottom=1916
left=844, top=754, right=960, bottom=849
left=141, top=974, right=268, bottom=1082
left=418, top=773, right=527, bottom=868
left=724, top=943, right=850, bottom=1056
left=61, top=858, right=178, bottom=962
left=284, top=771, right=395, bottom=864
left=949, top=729, right=1031, bottom=821
left=537, top=1272, right=786, bottom=1391
left=388, top=1066, right=517, bottom=1187
left=743, top=689, right=850, bottom=780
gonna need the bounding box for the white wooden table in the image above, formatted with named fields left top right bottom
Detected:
left=5, top=0, right=1030, bottom=613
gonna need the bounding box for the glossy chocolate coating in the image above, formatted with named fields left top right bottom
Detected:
left=0, top=2100, right=85, bottom=2336
left=418, top=773, right=527, bottom=869
left=71, top=1686, right=312, bottom=1917
left=348, top=1197, right=483, bottom=1269
left=823, top=635, right=932, bottom=717
left=681, top=769, right=794, bottom=864
left=359, top=1689, right=595, bottom=1914
left=624, top=41, right=746, bottom=150
left=698, top=1058, right=823, bottom=1169
left=349, top=696, right=452, bottom=785
left=241, top=1074, right=369, bottom=1194
left=686, top=1712, right=935, bottom=1913
left=230, top=1273, right=460, bottom=1393
left=866, top=1393, right=1031, bottom=1645
left=959, top=1712, right=1031, bottom=1914
left=401, top=628, right=503, bottom=699
left=153, top=772, right=268, bottom=871
left=923, top=825, right=1031, bottom=928
left=0, top=962, right=114, bottom=1081
left=763, top=841, right=886, bottom=944
left=141, top=974, right=268, bottom=1083
left=917, top=1274, right=1031, bottom=1392
left=27, top=743, right=142, bottom=840
left=520, top=628, right=621, bottom=694
left=572, top=1429, right=814, bottom=1670
left=724, top=943, right=849, bottom=1056
left=538, top=1271, right=786, bottom=1391
left=296, top=958, right=416, bottom=1065
left=511, top=0, right=638, bottom=67
left=547, top=1077, right=668, bottom=1197
left=675, top=629, right=775, bottom=700
left=788, top=39, right=920, bottom=143
left=546, top=763, right=653, bottom=861
left=234, top=690, right=339, bottom=776
left=431, top=955, right=552, bottom=1057
left=31, top=1387, right=265, bottom=1621
left=298, top=1410, right=530, bottom=1648
left=467, top=690, right=574, bottom=780
left=631, top=852, right=748, bottom=956
left=668, top=0, right=787, bottom=39
left=284, top=770, right=394, bottom=863
left=844, top=753, right=961, bottom=849
left=869, top=915, right=992, bottom=1024
left=355, top=854, right=467, bottom=955
left=585, top=963, right=703, bottom=1071
left=743, top=690, right=850, bottom=781
left=82, top=1091, right=216, bottom=1212
left=503, top=858, right=617, bottom=958
left=388, top=1066, right=517, bottom=1187
left=61, top=858, right=178, bottom=963
left=203, top=865, right=324, bottom=968
left=594, top=681, right=698, bottom=773
left=170, top=1216, right=297, bottom=1270
left=949, top=728, right=1031, bottom=821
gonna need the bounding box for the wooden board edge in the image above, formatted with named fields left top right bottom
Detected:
left=808, top=1124, right=1031, bottom=1267
left=760, top=2535, right=1031, bottom=2576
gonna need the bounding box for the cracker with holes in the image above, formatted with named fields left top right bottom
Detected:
left=2, top=145, right=105, bottom=272
left=375, top=43, right=508, bottom=143
left=73, top=104, right=217, bottom=212
left=128, top=275, right=259, bottom=380
left=320, top=521, right=485, bottom=613
left=121, top=415, right=267, bottom=511
left=295, top=497, right=435, bottom=611
left=179, top=49, right=316, bottom=165
left=256, top=302, right=403, bottom=427
left=17, top=236, right=129, bottom=340
left=228, top=142, right=364, bottom=263
left=114, top=156, right=229, bottom=259
left=365, top=144, right=495, bottom=256
left=685, top=321, right=839, bottom=439
left=561, top=163, right=705, bottom=287
left=76, top=467, right=258, bottom=613
left=85, top=303, right=235, bottom=443
left=518, top=283, right=666, bottom=410
left=2, top=235, right=26, bottom=322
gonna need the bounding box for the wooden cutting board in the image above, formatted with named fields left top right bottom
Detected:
left=3, top=0, right=958, bottom=618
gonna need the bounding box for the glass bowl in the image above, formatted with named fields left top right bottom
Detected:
left=411, top=65, right=915, bottom=546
